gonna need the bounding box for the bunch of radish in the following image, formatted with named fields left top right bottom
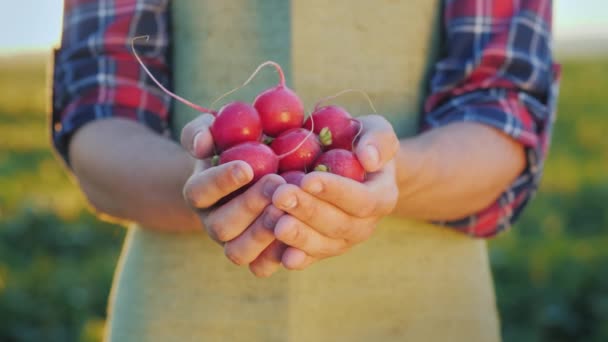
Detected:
left=132, top=37, right=368, bottom=189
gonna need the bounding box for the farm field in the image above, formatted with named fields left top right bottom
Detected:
left=0, top=54, right=607, bottom=341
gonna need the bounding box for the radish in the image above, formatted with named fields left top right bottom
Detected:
left=210, top=102, right=262, bottom=151
left=219, top=142, right=278, bottom=183
left=280, top=170, right=305, bottom=186
left=271, top=128, right=322, bottom=172
left=251, top=62, right=304, bottom=137
left=133, top=45, right=368, bottom=182
left=303, top=105, right=360, bottom=150
left=313, top=149, right=366, bottom=182
left=304, top=88, right=379, bottom=150
left=210, top=61, right=305, bottom=137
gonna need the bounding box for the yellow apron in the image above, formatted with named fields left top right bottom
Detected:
left=106, top=1, right=501, bottom=341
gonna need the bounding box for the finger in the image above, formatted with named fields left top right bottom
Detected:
left=206, top=174, right=285, bottom=242
left=248, top=240, right=288, bottom=278
left=272, top=184, right=361, bottom=240
left=299, top=163, right=398, bottom=218
left=223, top=205, right=284, bottom=266
left=354, top=115, right=399, bottom=172
left=183, top=160, right=253, bottom=209
left=274, top=214, right=348, bottom=258
left=282, top=247, right=316, bottom=271
left=180, top=113, right=215, bottom=158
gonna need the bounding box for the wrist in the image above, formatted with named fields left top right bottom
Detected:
left=395, top=134, right=437, bottom=197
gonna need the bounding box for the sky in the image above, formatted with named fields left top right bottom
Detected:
left=0, top=0, right=607, bottom=55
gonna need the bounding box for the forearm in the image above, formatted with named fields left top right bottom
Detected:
left=393, top=122, right=526, bottom=221
left=69, top=118, right=200, bottom=232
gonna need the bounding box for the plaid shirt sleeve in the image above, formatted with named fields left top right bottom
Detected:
left=51, top=0, right=172, bottom=166
left=423, top=0, right=560, bottom=237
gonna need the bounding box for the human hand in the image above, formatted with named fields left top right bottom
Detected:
left=180, top=114, right=286, bottom=276
left=269, top=115, right=400, bottom=270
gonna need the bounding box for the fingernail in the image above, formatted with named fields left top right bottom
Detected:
left=281, top=196, right=297, bottom=210
left=263, top=212, right=280, bottom=230
left=232, top=165, right=250, bottom=183
left=263, top=180, right=281, bottom=199
left=192, top=132, right=202, bottom=153
left=366, top=144, right=380, bottom=168
left=307, top=181, right=323, bottom=195
left=201, top=113, right=215, bottom=125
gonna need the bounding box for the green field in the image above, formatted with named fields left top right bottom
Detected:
left=1, top=53, right=607, bottom=341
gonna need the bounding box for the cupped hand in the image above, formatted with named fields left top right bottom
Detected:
left=270, top=115, right=400, bottom=270
left=180, top=114, right=286, bottom=277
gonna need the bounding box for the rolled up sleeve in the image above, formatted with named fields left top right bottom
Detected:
left=422, top=0, right=560, bottom=237
left=51, top=0, right=172, bottom=166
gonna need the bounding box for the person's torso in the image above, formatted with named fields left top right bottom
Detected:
left=106, top=2, right=501, bottom=341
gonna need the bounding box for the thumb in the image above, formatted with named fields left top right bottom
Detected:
left=354, top=115, right=399, bottom=172
left=180, top=113, right=215, bottom=158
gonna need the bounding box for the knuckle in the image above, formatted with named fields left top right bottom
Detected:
left=288, top=219, right=306, bottom=245
left=242, top=192, right=262, bottom=215
left=298, top=197, right=317, bottom=223
left=336, top=222, right=353, bottom=237
left=203, top=217, right=218, bottom=239
left=206, top=217, right=230, bottom=242
left=214, top=226, right=232, bottom=242
left=183, top=181, right=205, bottom=208
left=318, top=243, right=338, bottom=258
left=216, top=171, right=238, bottom=195
left=250, top=223, right=272, bottom=244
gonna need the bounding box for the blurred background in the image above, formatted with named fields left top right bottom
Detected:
left=1, top=1, right=607, bottom=341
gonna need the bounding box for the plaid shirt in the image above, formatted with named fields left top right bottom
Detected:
left=52, top=0, right=560, bottom=238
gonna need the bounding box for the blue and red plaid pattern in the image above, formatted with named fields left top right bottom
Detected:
left=52, top=0, right=172, bottom=165
left=51, top=0, right=559, bottom=238
left=423, top=0, right=559, bottom=237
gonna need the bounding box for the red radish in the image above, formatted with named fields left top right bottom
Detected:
left=271, top=128, right=322, bottom=172
left=211, top=102, right=262, bottom=151
left=303, top=105, right=360, bottom=150
left=211, top=61, right=304, bottom=137
left=280, top=170, right=306, bottom=186
left=254, top=85, right=304, bottom=137
left=252, top=62, right=304, bottom=137
left=313, top=149, right=366, bottom=182
left=219, top=142, right=278, bottom=183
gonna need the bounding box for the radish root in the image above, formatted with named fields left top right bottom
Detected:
left=313, top=88, right=377, bottom=151
left=313, top=89, right=378, bottom=114
left=131, top=36, right=215, bottom=114
left=210, top=61, right=286, bottom=110
left=350, top=119, right=364, bottom=151
left=276, top=110, right=315, bottom=160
